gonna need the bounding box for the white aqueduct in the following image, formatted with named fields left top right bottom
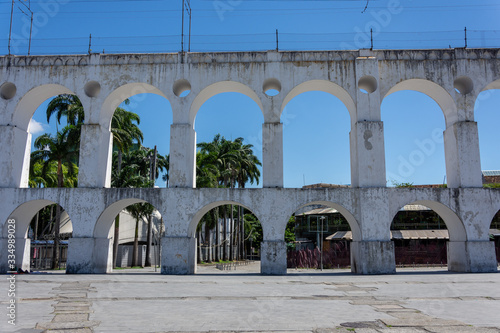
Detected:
left=1, top=48, right=499, bottom=275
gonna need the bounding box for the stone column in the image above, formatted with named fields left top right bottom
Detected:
left=448, top=241, right=497, bottom=273
left=351, top=55, right=386, bottom=188
left=350, top=189, right=396, bottom=274
left=93, top=238, right=113, bottom=273
left=0, top=238, right=31, bottom=273
left=169, top=124, right=196, bottom=188
left=66, top=237, right=109, bottom=274
left=161, top=236, right=196, bottom=274
left=350, top=121, right=387, bottom=187
left=260, top=240, right=287, bottom=275
left=78, top=124, right=113, bottom=188
left=350, top=241, right=395, bottom=274
left=0, top=125, right=31, bottom=188
left=444, top=121, right=482, bottom=188
left=262, top=122, right=284, bottom=188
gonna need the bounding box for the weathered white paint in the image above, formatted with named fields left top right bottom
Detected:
left=1, top=49, right=500, bottom=274
left=0, top=187, right=498, bottom=274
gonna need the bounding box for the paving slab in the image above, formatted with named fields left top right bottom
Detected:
left=0, top=266, right=498, bottom=332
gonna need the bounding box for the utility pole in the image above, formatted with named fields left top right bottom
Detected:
left=181, top=0, right=192, bottom=53
left=8, top=0, right=14, bottom=55
left=320, top=216, right=325, bottom=271
left=145, top=146, right=157, bottom=267
left=276, top=29, right=279, bottom=51
left=181, top=0, right=184, bottom=53
left=464, top=27, right=468, bottom=48
left=9, top=0, right=34, bottom=55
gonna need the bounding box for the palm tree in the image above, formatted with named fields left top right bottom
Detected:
left=31, top=125, right=80, bottom=269
left=232, top=139, right=261, bottom=259
left=126, top=202, right=154, bottom=267
left=196, top=134, right=261, bottom=261
left=46, top=94, right=85, bottom=128
left=111, top=146, right=168, bottom=267
left=111, top=107, right=144, bottom=172
left=110, top=109, right=144, bottom=268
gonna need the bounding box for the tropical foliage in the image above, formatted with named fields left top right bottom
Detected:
left=29, top=92, right=265, bottom=268
left=196, top=134, right=263, bottom=263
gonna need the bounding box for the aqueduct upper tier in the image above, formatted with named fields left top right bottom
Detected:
left=1, top=48, right=499, bottom=274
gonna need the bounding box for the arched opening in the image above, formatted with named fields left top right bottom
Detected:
left=382, top=89, right=447, bottom=186
left=476, top=85, right=500, bottom=178
left=2, top=200, right=73, bottom=272
left=489, top=210, right=500, bottom=266
left=108, top=92, right=172, bottom=188
left=190, top=201, right=262, bottom=274
left=29, top=92, right=82, bottom=190
left=286, top=201, right=360, bottom=272
left=195, top=92, right=264, bottom=189
left=94, top=198, right=164, bottom=273
left=281, top=89, right=352, bottom=188
left=9, top=85, right=79, bottom=188
left=390, top=200, right=465, bottom=272
left=190, top=81, right=264, bottom=125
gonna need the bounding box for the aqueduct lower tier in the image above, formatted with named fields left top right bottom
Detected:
left=0, top=187, right=498, bottom=274
left=1, top=48, right=500, bottom=274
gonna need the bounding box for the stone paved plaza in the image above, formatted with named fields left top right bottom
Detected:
left=1, top=263, right=499, bottom=333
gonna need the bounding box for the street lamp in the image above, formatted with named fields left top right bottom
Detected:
left=319, top=216, right=325, bottom=271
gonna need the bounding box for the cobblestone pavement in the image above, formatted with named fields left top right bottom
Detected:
left=1, top=263, right=499, bottom=333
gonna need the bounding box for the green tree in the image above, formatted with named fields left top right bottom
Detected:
left=126, top=202, right=154, bottom=267
left=111, top=146, right=168, bottom=267
left=196, top=134, right=261, bottom=261
left=31, top=125, right=80, bottom=269
left=46, top=94, right=85, bottom=127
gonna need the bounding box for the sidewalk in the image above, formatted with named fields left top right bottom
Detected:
left=1, top=263, right=499, bottom=333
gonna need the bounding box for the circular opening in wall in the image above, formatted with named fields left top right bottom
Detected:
left=0, top=82, right=17, bottom=100
left=358, top=75, right=378, bottom=94
left=453, top=76, right=474, bottom=95
left=263, top=78, right=281, bottom=96
left=173, top=79, right=191, bottom=97
left=84, top=80, right=101, bottom=98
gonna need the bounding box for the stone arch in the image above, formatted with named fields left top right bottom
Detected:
left=481, top=78, right=500, bottom=91
left=94, top=197, right=163, bottom=239
left=190, top=81, right=264, bottom=125
left=3, top=199, right=62, bottom=239
left=1, top=199, right=72, bottom=272
left=291, top=201, right=361, bottom=241
left=188, top=200, right=257, bottom=238
left=281, top=80, right=356, bottom=126
left=100, top=82, right=169, bottom=130
left=484, top=199, right=500, bottom=235
left=13, top=84, right=76, bottom=131
left=383, top=79, right=456, bottom=128
left=389, top=200, right=466, bottom=242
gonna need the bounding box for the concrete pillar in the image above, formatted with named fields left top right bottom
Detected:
left=0, top=125, right=31, bottom=188
left=260, top=240, right=287, bottom=275
left=352, top=55, right=386, bottom=188
left=78, top=124, right=113, bottom=188
left=444, top=121, right=482, bottom=188
left=350, top=121, right=386, bottom=187
left=161, top=236, right=196, bottom=274
left=447, top=241, right=497, bottom=273
left=349, top=189, right=395, bottom=274
left=350, top=241, right=396, bottom=274
left=66, top=237, right=108, bottom=274
left=0, top=238, right=31, bottom=273
left=66, top=238, right=93, bottom=273
left=262, top=122, right=283, bottom=188
left=93, top=238, right=113, bottom=273
left=169, top=124, right=196, bottom=188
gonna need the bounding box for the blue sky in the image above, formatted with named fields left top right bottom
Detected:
left=2, top=0, right=500, bottom=187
